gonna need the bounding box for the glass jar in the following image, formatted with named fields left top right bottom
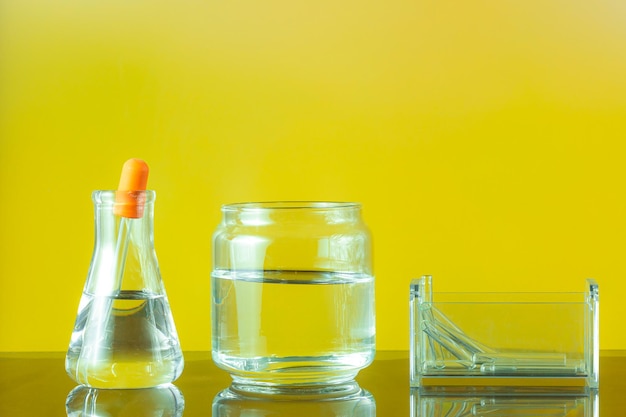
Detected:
left=212, top=382, right=376, bottom=416
left=212, top=202, right=375, bottom=392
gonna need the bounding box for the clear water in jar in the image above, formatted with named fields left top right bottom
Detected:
left=212, top=270, right=376, bottom=387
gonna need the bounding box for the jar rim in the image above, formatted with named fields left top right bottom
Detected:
left=222, top=201, right=361, bottom=211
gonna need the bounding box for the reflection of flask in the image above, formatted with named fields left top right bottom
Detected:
left=212, top=382, right=376, bottom=417
left=66, top=384, right=184, bottom=417
left=65, top=160, right=183, bottom=388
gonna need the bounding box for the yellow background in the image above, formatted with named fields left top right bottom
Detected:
left=1, top=0, right=625, bottom=352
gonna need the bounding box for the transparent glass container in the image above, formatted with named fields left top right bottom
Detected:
left=410, top=276, right=599, bottom=394
left=212, top=382, right=376, bottom=417
left=212, top=202, right=375, bottom=392
left=66, top=190, right=184, bottom=389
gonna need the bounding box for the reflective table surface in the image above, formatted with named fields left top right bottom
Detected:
left=1, top=351, right=624, bottom=416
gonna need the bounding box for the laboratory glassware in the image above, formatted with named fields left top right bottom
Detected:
left=66, top=160, right=183, bottom=388
left=213, top=382, right=375, bottom=417
left=212, top=202, right=375, bottom=393
left=410, top=275, right=599, bottom=393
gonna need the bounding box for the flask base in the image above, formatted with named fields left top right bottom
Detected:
left=65, top=354, right=184, bottom=389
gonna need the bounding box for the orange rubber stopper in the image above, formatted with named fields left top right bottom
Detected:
left=113, top=158, right=150, bottom=218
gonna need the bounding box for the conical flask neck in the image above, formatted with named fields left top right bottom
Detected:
left=92, top=190, right=156, bottom=241
left=86, top=190, right=162, bottom=296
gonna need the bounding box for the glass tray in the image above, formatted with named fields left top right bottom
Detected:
left=410, top=276, right=599, bottom=394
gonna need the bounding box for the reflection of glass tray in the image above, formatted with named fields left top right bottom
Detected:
left=411, top=390, right=598, bottom=417
left=410, top=276, right=599, bottom=394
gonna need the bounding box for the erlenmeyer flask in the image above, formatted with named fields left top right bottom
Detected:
left=65, top=188, right=184, bottom=388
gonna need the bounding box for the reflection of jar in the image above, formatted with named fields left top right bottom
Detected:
left=212, top=382, right=376, bottom=417
left=212, top=202, right=375, bottom=391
